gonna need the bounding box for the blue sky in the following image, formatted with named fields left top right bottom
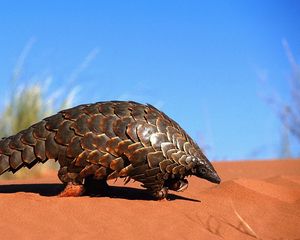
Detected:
left=0, top=1, right=299, bottom=160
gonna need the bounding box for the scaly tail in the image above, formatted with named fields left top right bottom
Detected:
left=0, top=118, right=62, bottom=175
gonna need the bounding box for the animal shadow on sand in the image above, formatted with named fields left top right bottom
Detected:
left=0, top=183, right=200, bottom=202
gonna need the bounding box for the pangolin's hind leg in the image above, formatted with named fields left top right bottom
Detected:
left=59, top=182, right=85, bottom=197
left=83, top=175, right=109, bottom=196
left=58, top=166, right=84, bottom=197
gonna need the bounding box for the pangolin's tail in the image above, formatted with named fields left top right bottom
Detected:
left=0, top=119, right=58, bottom=175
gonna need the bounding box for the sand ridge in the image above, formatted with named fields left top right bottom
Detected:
left=0, top=159, right=299, bottom=240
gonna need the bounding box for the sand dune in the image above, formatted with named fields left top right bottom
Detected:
left=0, top=159, right=299, bottom=240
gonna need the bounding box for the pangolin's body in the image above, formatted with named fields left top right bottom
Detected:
left=0, top=101, right=220, bottom=199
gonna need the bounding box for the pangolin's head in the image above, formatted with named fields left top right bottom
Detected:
left=191, top=155, right=221, bottom=184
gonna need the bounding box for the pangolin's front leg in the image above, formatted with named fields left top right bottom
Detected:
left=141, top=180, right=169, bottom=200
left=165, top=178, right=189, bottom=192
left=150, top=179, right=189, bottom=200
left=152, top=187, right=169, bottom=200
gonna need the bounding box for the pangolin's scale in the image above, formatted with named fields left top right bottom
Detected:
left=0, top=101, right=209, bottom=197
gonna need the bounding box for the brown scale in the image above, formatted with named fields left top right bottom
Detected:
left=112, top=117, right=133, bottom=140
left=9, top=133, right=25, bottom=151
left=20, top=128, right=36, bottom=146
left=70, top=114, right=91, bottom=136
left=22, top=145, right=36, bottom=164
left=0, top=101, right=221, bottom=200
left=82, top=104, right=100, bottom=116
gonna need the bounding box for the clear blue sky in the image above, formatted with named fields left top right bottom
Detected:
left=0, top=1, right=299, bottom=160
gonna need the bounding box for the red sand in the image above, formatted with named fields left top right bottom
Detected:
left=0, top=159, right=299, bottom=240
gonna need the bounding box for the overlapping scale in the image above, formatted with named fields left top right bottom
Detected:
left=149, top=132, right=168, bottom=150
left=82, top=104, right=99, bottom=116
left=129, top=147, right=153, bottom=166
left=9, top=151, right=23, bottom=169
left=55, top=121, right=75, bottom=145
left=98, top=102, right=115, bottom=116
left=8, top=134, right=24, bottom=151
left=74, top=150, right=90, bottom=167
left=86, top=150, right=105, bottom=164
left=70, top=114, right=90, bottom=136
left=159, top=159, right=173, bottom=173
left=34, top=140, right=46, bottom=161
left=88, top=114, right=103, bottom=134
left=130, top=104, right=146, bottom=121
left=114, top=102, right=131, bottom=117
left=45, top=133, right=59, bottom=159
left=66, top=136, right=83, bottom=158
left=32, top=121, right=48, bottom=140
left=161, top=142, right=175, bottom=158
left=147, top=151, right=165, bottom=168
left=116, top=139, right=133, bottom=156
left=113, top=117, right=132, bottom=139
left=20, top=128, right=37, bottom=146
left=0, top=154, right=10, bottom=174
left=22, top=145, right=36, bottom=164
left=61, top=106, right=85, bottom=120
left=171, top=151, right=186, bottom=163
left=145, top=106, right=162, bottom=125
left=156, top=117, right=170, bottom=133
left=105, top=137, right=122, bottom=157
left=93, top=134, right=110, bottom=152
left=126, top=121, right=141, bottom=142
left=110, top=157, right=124, bottom=171
left=137, top=123, right=157, bottom=146
left=94, top=166, right=107, bottom=179
left=45, top=113, right=64, bottom=130
left=166, top=126, right=179, bottom=143
left=99, top=115, right=117, bottom=138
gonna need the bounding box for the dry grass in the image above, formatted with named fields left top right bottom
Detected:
left=230, top=200, right=259, bottom=239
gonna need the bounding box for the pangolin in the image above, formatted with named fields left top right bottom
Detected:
left=0, top=101, right=220, bottom=199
